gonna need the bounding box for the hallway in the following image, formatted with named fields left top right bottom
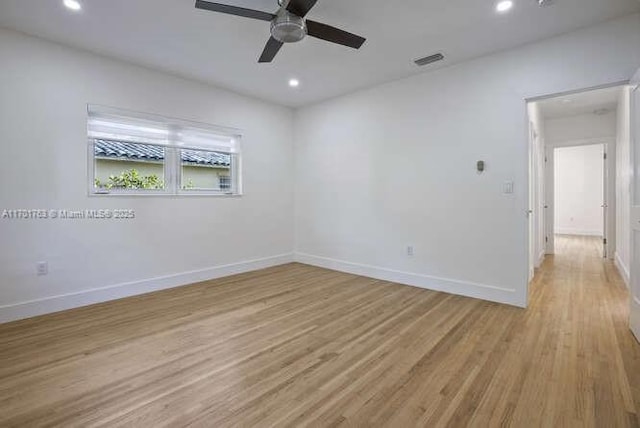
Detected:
left=527, top=234, right=640, bottom=426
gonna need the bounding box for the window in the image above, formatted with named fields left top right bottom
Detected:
left=180, top=148, right=233, bottom=192
left=88, top=105, right=241, bottom=196
left=94, top=140, right=166, bottom=191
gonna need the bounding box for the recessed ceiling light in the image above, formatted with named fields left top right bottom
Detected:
left=496, top=0, right=513, bottom=13
left=63, top=0, right=82, bottom=11
left=562, top=99, right=572, bottom=104
left=288, top=79, right=300, bottom=88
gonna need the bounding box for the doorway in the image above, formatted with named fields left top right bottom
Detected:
left=552, top=143, right=606, bottom=256
left=527, top=83, right=627, bottom=277
left=526, top=81, right=640, bottom=341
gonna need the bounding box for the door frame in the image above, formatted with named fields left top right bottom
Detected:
left=527, top=112, right=546, bottom=282
left=629, top=76, right=640, bottom=342
left=544, top=145, right=554, bottom=254
left=544, top=140, right=614, bottom=257
left=524, top=80, right=629, bottom=304
left=528, top=121, right=536, bottom=281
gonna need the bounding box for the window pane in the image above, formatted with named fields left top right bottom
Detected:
left=180, top=149, right=232, bottom=192
left=93, top=140, right=165, bottom=191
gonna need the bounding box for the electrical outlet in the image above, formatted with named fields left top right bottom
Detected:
left=502, top=181, right=514, bottom=194
left=407, top=246, right=414, bottom=257
left=36, top=261, right=48, bottom=276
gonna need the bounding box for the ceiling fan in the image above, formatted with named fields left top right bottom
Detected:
left=195, top=0, right=366, bottom=63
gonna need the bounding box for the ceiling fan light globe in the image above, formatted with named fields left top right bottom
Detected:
left=271, top=12, right=307, bottom=43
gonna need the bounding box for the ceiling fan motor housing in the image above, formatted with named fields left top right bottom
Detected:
left=271, top=11, right=307, bottom=43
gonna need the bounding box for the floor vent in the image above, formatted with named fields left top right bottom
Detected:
left=414, top=53, right=444, bottom=67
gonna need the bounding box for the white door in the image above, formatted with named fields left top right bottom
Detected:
left=630, top=81, right=640, bottom=342
left=528, top=123, right=535, bottom=281
left=544, top=147, right=554, bottom=254
left=602, top=145, right=608, bottom=259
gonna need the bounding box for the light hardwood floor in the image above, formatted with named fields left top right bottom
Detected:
left=1, top=235, right=639, bottom=427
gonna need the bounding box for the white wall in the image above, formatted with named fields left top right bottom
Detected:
left=554, top=145, right=604, bottom=236
left=294, top=14, right=640, bottom=308
left=545, top=112, right=617, bottom=146
left=0, top=29, right=294, bottom=322
left=616, top=86, right=632, bottom=285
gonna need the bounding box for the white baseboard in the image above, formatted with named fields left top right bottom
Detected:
left=294, top=252, right=524, bottom=308
left=614, top=252, right=630, bottom=289
left=536, top=250, right=545, bottom=268
left=555, top=228, right=602, bottom=236
left=0, top=253, right=294, bottom=324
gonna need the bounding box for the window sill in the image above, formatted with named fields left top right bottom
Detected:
left=89, top=191, right=243, bottom=198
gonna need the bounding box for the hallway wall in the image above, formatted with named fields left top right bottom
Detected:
left=554, top=144, right=604, bottom=236
left=545, top=112, right=616, bottom=146
left=615, top=87, right=632, bottom=286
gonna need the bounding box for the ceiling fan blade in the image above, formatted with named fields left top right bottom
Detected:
left=305, top=20, right=366, bottom=49
left=286, top=0, right=318, bottom=17
left=258, top=37, right=284, bottom=63
left=195, top=0, right=275, bottom=22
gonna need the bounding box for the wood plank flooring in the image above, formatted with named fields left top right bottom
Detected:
left=1, top=235, right=639, bottom=427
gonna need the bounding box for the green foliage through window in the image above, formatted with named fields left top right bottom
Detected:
left=95, top=169, right=164, bottom=190
left=182, top=179, right=195, bottom=190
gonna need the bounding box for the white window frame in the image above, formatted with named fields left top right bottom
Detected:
left=87, top=105, right=242, bottom=197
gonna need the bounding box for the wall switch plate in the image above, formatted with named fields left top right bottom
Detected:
left=407, top=246, right=414, bottom=256
left=36, top=261, right=48, bottom=276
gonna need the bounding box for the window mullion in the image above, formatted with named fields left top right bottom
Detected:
left=167, top=125, right=180, bottom=194
left=165, top=148, right=176, bottom=194
left=88, top=139, right=97, bottom=195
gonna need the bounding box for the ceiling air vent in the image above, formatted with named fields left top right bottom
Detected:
left=593, top=108, right=611, bottom=116
left=414, top=53, right=445, bottom=67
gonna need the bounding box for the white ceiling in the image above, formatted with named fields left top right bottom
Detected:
left=536, top=85, right=623, bottom=119
left=0, top=0, right=638, bottom=107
